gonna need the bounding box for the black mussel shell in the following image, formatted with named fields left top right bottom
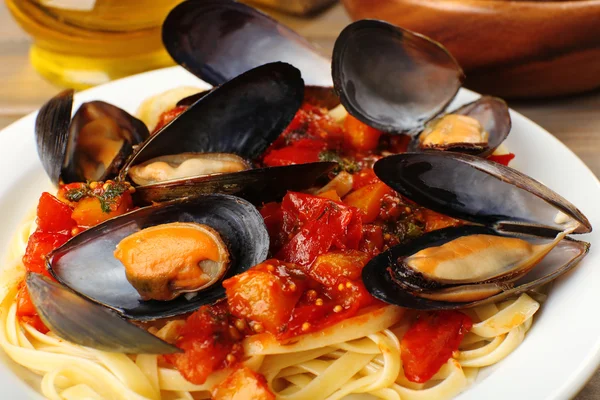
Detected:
left=35, top=90, right=149, bottom=185
left=27, top=273, right=179, bottom=353
left=452, top=96, right=511, bottom=157
left=63, top=101, right=149, bottom=183
left=374, top=152, right=592, bottom=234
left=176, top=89, right=212, bottom=107
left=47, top=194, right=269, bottom=321
left=35, top=89, right=73, bottom=186
left=362, top=225, right=590, bottom=310
left=122, top=62, right=304, bottom=170
left=332, top=20, right=464, bottom=134
left=408, top=96, right=512, bottom=157
left=133, top=162, right=336, bottom=205
left=162, top=0, right=331, bottom=86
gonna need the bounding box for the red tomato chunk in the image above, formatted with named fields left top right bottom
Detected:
left=224, top=260, right=306, bottom=335
left=401, top=311, right=473, bottom=383
left=276, top=192, right=362, bottom=267
left=343, top=114, right=382, bottom=152
left=15, top=284, right=49, bottom=333
left=36, top=192, right=76, bottom=233
left=164, top=303, right=243, bottom=385
left=212, top=367, right=275, bottom=400
left=262, top=139, right=326, bottom=167
left=308, top=250, right=369, bottom=287
left=487, top=153, right=515, bottom=166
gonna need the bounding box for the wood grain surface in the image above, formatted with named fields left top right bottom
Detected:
left=341, top=0, right=600, bottom=98
left=0, top=2, right=599, bottom=398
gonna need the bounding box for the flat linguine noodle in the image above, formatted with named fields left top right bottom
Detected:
left=0, top=213, right=541, bottom=400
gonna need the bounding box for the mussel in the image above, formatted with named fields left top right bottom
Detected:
left=162, top=0, right=331, bottom=86
left=363, top=152, right=591, bottom=310
left=161, top=0, right=342, bottom=116
left=35, top=89, right=149, bottom=185
left=36, top=63, right=336, bottom=205
left=331, top=20, right=510, bottom=157
left=118, top=62, right=336, bottom=204
left=44, top=194, right=269, bottom=320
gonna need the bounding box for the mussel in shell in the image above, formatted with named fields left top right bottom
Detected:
left=331, top=20, right=510, bottom=157
left=46, top=194, right=269, bottom=320
left=120, top=62, right=336, bottom=204
left=35, top=89, right=149, bottom=185
left=363, top=152, right=591, bottom=309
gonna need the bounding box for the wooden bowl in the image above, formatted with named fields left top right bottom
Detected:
left=341, top=0, right=600, bottom=99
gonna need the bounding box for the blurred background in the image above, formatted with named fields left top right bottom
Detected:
left=0, top=0, right=598, bottom=397
left=0, top=0, right=600, bottom=161
left=0, top=0, right=598, bottom=173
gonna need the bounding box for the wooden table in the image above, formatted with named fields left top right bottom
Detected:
left=0, top=2, right=598, bottom=398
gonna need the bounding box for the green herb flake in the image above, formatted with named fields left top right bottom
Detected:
left=96, top=182, right=129, bottom=214
left=318, top=151, right=360, bottom=174
left=64, top=187, right=88, bottom=202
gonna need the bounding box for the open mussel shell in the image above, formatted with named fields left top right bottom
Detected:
left=35, top=90, right=149, bottom=185
left=362, top=226, right=590, bottom=310
left=63, top=101, right=149, bottom=183
left=122, top=62, right=304, bottom=170
left=47, top=194, right=269, bottom=321
left=332, top=20, right=464, bottom=134
left=162, top=0, right=331, bottom=86
left=134, top=162, right=336, bottom=205
left=35, top=89, right=73, bottom=186
left=27, top=273, right=179, bottom=353
left=407, top=96, right=512, bottom=157
left=374, top=152, right=592, bottom=234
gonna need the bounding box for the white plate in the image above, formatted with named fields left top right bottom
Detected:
left=0, top=66, right=598, bottom=400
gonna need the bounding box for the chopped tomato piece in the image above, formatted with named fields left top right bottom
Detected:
left=352, top=168, right=380, bottom=189
left=401, top=311, right=472, bottom=383
left=359, top=224, right=384, bottom=256
left=343, top=115, right=382, bottom=152
left=279, top=104, right=343, bottom=146
left=262, top=139, right=327, bottom=167
left=343, top=182, right=394, bottom=223
left=36, top=193, right=75, bottom=233
left=417, top=209, right=462, bottom=233
left=309, top=250, right=369, bottom=287
left=16, top=285, right=48, bottom=333
left=71, top=191, right=132, bottom=227
left=277, top=192, right=362, bottom=267
left=164, top=303, right=242, bottom=385
left=22, top=231, right=70, bottom=276
left=153, top=105, right=187, bottom=133
left=224, top=260, right=306, bottom=335
left=488, top=153, right=515, bottom=166
left=282, top=277, right=376, bottom=339
left=259, top=202, right=285, bottom=254
left=212, top=367, right=275, bottom=400
left=326, top=277, right=375, bottom=311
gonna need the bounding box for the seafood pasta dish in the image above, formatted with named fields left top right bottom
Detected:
left=0, top=2, right=592, bottom=400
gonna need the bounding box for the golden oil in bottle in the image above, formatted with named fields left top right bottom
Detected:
left=5, top=0, right=184, bottom=89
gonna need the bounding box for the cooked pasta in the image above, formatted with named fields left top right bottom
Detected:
left=0, top=211, right=540, bottom=400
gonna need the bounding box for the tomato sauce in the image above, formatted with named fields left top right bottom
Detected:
left=401, top=311, right=473, bottom=383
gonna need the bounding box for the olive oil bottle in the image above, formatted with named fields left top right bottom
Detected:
left=5, top=0, right=184, bottom=89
